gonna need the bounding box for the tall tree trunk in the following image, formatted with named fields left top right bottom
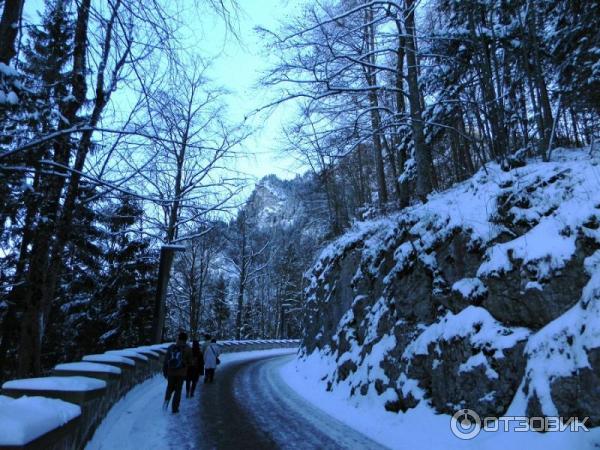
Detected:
left=468, top=6, right=507, bottom=159
left=321, top=167, right=341, bottom=234
left=368, top=92, right=389, bottom=208
left=570, top=109, right=581, bottom=146
left=382, top=135, right=403, bottom=204
left=0, top=0, right=24, bottom=64
left=188, top=253, right=198, bottom=339
left=235, top=217, right=247, bottom=340
left=516, top=81, right=530, bottom=148
left=393, top=22, right=410, bottom=208
left=356, top=144, right=367, bottom=206
left=0, top=173, right=41, bottom=376
left=235, top=275, right=245, bottom=340
left=364, top=6, right=388, bottom=208
left=527, top=8, right=553, bottom=160
left=278, top=305, right=286, bottom=339
left=458, top=114, right=476, bottom=175
left=16, top=0, right=91, bottom=376
left=404, top=0, right=432, bottom=201
left=17, top=133, right=81, bottom=376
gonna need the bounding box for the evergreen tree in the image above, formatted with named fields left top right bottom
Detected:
left=1, top=0, right=74, bottom=251
left=43, top=183, right=105, bottom=365
left=95, top=194, right=158, bottom=349
left=0, top=0, right=76, bottom=378
left=546, top=0, right=600, bottom=111
left=22, top=0, right=74, bottom=127
left=41, top=192, right=158, bottom=365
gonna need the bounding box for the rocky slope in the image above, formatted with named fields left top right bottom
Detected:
left=246, top=175, right=298, bottom=228
left=245, top=174, right=326, bottom=234
left=301, top=148, right=600, bottom=426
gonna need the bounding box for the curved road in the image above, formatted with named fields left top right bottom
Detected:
left=168, top=350, right=386, bottom=450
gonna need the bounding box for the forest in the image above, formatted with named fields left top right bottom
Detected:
left=0, top=0, right=598, bottom=382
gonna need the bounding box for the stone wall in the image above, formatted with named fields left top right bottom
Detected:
left=0, top=340, right=299, bottom=450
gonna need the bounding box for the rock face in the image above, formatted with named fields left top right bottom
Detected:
left=246, top=176, right=297, bottom=228
left=301, top=149, right=600, bottom=428
left=399, top=308, right=529, bottom=417
left=480, top=237, right=593, bottom=329
left=245, top=174, right=327, bottom=233
left=549, top=348, right=600, bottom=427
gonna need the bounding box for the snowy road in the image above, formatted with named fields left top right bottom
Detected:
left=87, top=349, right=386, bottom=450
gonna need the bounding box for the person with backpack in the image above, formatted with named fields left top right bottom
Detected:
left=163, top=332, right=192, bottom=413
left=185, top=339, right=204, bottom=398
left=203, top=337, right=220, bottom=384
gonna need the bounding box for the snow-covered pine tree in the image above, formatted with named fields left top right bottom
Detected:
left=42, top=182, right=105, bottom=365
left=0, top=0, right=76, bottom=379
left=546, top=0, right=600, bottom=112
left=94, top=194, right=157, bottom=350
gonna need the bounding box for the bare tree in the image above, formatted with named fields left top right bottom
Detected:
left=169, top=225, right=222, bottom=339
left=13, top=0, right=192, bottom=376
left=224, top=210, right=270, bottom=340
left=141, top=60, right=246, bottom=245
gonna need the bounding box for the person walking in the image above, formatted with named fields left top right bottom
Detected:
left=203, top=336, right=220, bottom=384
left=163, top=332, right=192, bottom=413
left=186, top=339, right=204, bottom=398
left=201, top=333, right=211, bottom=354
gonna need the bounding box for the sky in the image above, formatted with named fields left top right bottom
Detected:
left=23, top=0, right=308, bottom=186
left=167, top=0, right=308, bottom=183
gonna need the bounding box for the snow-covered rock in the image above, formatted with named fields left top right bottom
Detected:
left=301, top=148, right=600, bottom=427
left=245, top=173, right=328, bottom=239
left=523, top=250, right=600, bottom=426
left=398, top=306, right=530, bottom=416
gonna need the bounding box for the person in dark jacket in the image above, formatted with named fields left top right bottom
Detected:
left=163, top=332, right=192, bottom=413
left=185, top=339, right=204, bottom=398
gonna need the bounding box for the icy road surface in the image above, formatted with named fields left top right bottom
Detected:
left=87, top=349, right=385, bottom=450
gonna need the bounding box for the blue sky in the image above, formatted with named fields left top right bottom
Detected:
left=188, top=0, right=306, bottom=182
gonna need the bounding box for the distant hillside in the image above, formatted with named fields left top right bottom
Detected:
left=245, top=173, right=330, bottom=239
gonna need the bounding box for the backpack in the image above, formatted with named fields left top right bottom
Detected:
left=166, top=344, right=184, bottom=370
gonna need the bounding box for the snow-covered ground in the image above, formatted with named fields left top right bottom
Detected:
left=281, top=354, right=600, bottom=450
left=85, top=375, right=170, bottom=450
left=86, top=347, right=599, bottom=449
